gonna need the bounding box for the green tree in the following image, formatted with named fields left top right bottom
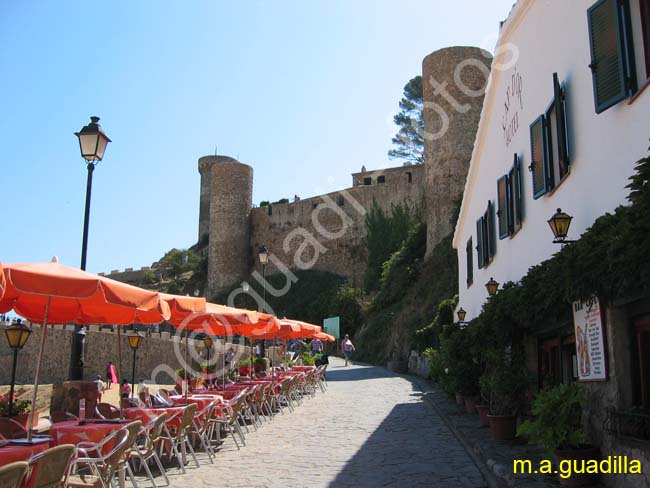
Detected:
left=364, top=201, right=420, bottom=291
left=388, top=76, right=424, bottom=165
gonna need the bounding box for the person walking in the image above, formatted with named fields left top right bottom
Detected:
left=224, top=346, right=235, bottom=372
left=342, top=334, right=355, bottom=367
left=106, top=361, right=118, bottom=389
left=311, top=337, right=323, bottom=355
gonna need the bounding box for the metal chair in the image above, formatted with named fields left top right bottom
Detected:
left=25, top=444, right=76, bottom=488
left=156, top=403, right=199, bottom=472
left=129, top=413, right=169, bottom=487
left=0, top=461, right=28, bottom=488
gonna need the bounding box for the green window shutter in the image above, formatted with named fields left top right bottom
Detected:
left=497, top=175, right=509, bottom=239
left=529, top=115, right=547, bottom=199
left=587, top=0, right=628, bottom=113
left=511, top=154, right=523, bottom=233
left=486, top=201, right=497, bottom=260
left=476, top=218, right=484, bottom=269
left=553, top=73, right=570, bottom=178
left=466, top=238, right=473, bottom=287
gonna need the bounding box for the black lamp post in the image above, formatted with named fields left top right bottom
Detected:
left=69, top=116, right=111, bottom=381
left=548, top=208, right=576, bottom=244
left=485, top=277, right=499, bottom=297
left=127, top=331, right=143, bottom=399
left=258, top=245, right=269, bottom=358
left=4, top=320, right=32, bottom=416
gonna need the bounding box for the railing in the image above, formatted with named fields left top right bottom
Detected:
left=605, top=407, right=650, bottom=443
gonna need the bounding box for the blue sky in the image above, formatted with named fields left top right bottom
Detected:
left=1, top=0, right=514, bottom=274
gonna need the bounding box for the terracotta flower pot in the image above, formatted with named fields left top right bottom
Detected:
left=487, top=414, right=517, bottom=440
left=464, top=396, right=478, bottom=414
left=239, top=366, right=250, bottom=376
left=455, top=393, right=464, bottom=406
left=476, top=404, right=490, bottom=427
left=554, top=446, right=600, bottom=486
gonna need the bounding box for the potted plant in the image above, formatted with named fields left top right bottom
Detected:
left=254, top=357, right=269, bottom=373
left=300, top=352, right=316, bottom=366
left=480, top=352, right=529, bottom=440
left=0, top=395, right=37, bottom=435
left=238, top=359, right=253, bottom=376
left=517, top=383, right=599, bottom=486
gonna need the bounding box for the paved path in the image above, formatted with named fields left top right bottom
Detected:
left=160, top=357, right=486, bottom=488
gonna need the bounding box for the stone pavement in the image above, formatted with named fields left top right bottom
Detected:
left=156, top=357, right=486, bottom=488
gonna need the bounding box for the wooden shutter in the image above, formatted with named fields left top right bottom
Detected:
left=529, top=116, right=547, bottom=199
left=497, top=175, right=509, bottom=239
left=487, top=201, right=496, bottom=260
left=587, top=0, right=628, bottom=113
left=476, top=218, right=484, bottom=269
left=553, top=73, right=570, bottom=178
left=511, top=154, right=523, bottom=233
left=466, top=238, right=473, bottom=287
left=641, top=0, right=650, bottom=79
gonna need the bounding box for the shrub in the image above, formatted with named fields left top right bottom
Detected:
left=0, top=398, right=31, bottom=417
left=517, top=383, right=585, bottom=452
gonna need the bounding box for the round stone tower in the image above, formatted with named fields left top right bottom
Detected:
left=198, top=155, right=253, bottom=297
left=422, top=46, right=492, bottom=258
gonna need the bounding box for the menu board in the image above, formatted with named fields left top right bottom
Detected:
left=572, top=296, right=607, bottom=381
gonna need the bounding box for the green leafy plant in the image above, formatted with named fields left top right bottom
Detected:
left=479, top=348, right=529, bottom=416
left=0, top=398, right=31, bottom=417
left=517, top=383, right=586, bottom=453
left=300, top=352, right=316, bottom=366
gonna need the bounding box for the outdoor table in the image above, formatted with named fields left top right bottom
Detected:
left=0, top=442, right=50, bottom=467
left=290, top=366, right=316, bottom=372
left=50, top=420, right=126, bottom=448
left=124, top=406, right=186, bottom=430
left=168, top=395, right=217, bottom=410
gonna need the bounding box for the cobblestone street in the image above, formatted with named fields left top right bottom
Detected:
left=164, top=357, right=486, bottom=488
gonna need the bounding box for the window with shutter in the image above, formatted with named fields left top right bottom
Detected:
left=588, top=0, right=636, bottom=113
left=511, top=154, right=523, bottom=233
left=641, top=0, right=650, bottom=78
left=553, top=73, right=570, bottom=178
left=476, top=218, right=485, bottom=269
left=497, top=175, right=509, bottom=239
left=487, top=200, right=497, bottom=260
left=529, top=116, right=547, bottom=199
left=466, top=238, right=473, bottom=287
left=544, top=102, right=558, bottom=191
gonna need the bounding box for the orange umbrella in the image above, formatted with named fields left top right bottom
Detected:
left=0, top=261, right=170, bottom=324
left=0, top=260, right=171, bottom=439
left=313, top=331, right=336, bottom=342
left=0, top=261, right=5, bottom=301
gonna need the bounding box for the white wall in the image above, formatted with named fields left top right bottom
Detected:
left=453, top=0, right=650, bottom=320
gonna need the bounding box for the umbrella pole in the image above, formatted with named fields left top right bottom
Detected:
left=117, top=327, right=124, bottom=418
left=222, top=338, right=225, bottom=386
left=184, top=334, right=188, bottom=403
left=27, top=296, right=51, bottom=442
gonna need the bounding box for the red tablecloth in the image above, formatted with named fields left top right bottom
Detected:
left=0, top=442, right=49, bottom=467
left=290, top=366, right=316, bottom=372
left=124, top=407, right=186, bottom=430
left=50, top=420, right=125, bottom=448
left=168, top=395, right=219, bottom=410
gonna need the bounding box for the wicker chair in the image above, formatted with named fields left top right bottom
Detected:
left=157, top=403, right=199, bottom=472
left=25, top=444, right=76, bottom=488
left=0, top=461, right=29, bottom=488
left=129, top=412, right=169, bottom=487
left=95, top=403, right=120, bottom=420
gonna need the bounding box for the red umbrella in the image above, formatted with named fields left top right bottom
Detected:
left=0, top=261, right=5, bottom=301
left=0, top=259, right=171, bottom=439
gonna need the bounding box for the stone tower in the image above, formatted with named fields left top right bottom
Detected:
left=422, top=46, right=492, bottom=258
left=198, top=156, right=253, bottom=297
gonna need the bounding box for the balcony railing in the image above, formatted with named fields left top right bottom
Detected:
left=605, top=408, right=650, bottom=443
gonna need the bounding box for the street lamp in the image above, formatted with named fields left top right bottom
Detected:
left=548, top=208, right=576, bottom=244
left=456, top=307, right=467, bottom=325
left=485, top=277, right=499, bottom=297
left=70, top=116, right=111, bottom=381
left=127, top=331, right=143, bottom=399
left=4, top=320, right=32, bottom=416
left=258, top=246, right=269, bottom=358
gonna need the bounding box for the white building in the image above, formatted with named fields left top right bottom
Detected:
left=454, top=0, right=649, bottom=321
left=452, top=1, right=650, bottom=484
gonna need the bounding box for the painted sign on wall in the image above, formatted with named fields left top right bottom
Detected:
left=501, top=65, right=523, bottom=147
left=572, top=296, right=607, bottom=381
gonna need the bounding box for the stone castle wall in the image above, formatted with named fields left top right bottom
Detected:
left=249, top=165, right=425, bottom=287
left=422, top=46, right=492, bottom=256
